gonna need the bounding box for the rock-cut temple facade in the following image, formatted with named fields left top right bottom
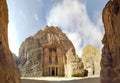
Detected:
left=17, top=26, right=84, bottom=77
left=42, top=43, right=65, bottom=76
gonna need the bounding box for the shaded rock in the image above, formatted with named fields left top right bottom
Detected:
left=81, top=45, right=101, bottom=76
left=101, top=0, right=120, bottom=83
left=0, top=0, right=20, bottom=83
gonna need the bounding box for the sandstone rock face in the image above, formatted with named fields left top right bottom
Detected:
left=101, top=0, right=120, bottom=83
left=65, top=48, right=84, bottom=77
left=0, top=0, right=20, bottom=83
left=81, top=45, right=101, bottom=76
left=12, top=53, right=18, bottom=64
left=17, top=26, right=83, bottom=77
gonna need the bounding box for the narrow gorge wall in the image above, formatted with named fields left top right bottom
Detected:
left=0, top=0, right=20, bottom=83
left=101, top=0, right=120, bottom=83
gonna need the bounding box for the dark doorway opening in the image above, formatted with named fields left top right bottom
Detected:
left=56, top=67, right=58, bottom=76
left=52, top=68, right=55, bottom=76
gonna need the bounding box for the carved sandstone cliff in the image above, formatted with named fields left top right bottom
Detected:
left=0, top=0, right=20, bottom=83
left=101, top=0, right=120, bottom=83
left=17, top=26, right=83, bottom=77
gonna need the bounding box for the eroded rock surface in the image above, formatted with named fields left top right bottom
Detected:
left=101, top=0, right=120, bottom=83
left=17, top=26, right=83, bottom=77
left=65, top=48, right=84, bottom=77
left=0, top=0, right=20, bottom=83
left=81, top=45, right=101, bottom=76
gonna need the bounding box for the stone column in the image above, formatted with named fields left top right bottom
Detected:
left=44, top=67, right=46, bottom=76
left=55, top=67, right=56, bottom=76
left=101, top=0, right=120, bottom=83
left=58, top=67, right=59, bottom=76
left=0, top=0, right=20, bottom=83
left=59, top=67, right=61, bottom=76
left=47, top=67, right=48, bottom=76
left=46, top=67, right=47, bottom=76
left=44, top=48, right=49, bottom=64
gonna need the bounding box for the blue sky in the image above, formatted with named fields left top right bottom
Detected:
left=7, top=0, right=108, bottom=56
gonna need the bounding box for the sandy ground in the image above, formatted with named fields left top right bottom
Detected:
left=21, top=76, right=100, bottom=83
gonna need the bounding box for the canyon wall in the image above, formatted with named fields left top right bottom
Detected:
left=0, top=0, right=20, bottom=83
left=101, top=0, right=120, bottom=83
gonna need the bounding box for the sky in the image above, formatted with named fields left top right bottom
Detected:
left=7, top=0, right=108, bottom=56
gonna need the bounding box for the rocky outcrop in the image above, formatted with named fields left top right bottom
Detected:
left=65, top=48, right=84, bottom=77
left=0, top=0, right=20, bottom=83
left=101, top=0, right=120, bottom=83
left=81, top=45, right=101, bottom=76
left=18, top=26, right=83, bottom=77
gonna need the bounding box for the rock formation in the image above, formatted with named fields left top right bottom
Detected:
left=81, top=45, right=101, bottom=76
left=65, top=48, right=84, bottom=77
left=17, top=26, right=83, bottom=77
left=12, top=53, right=18, bottom=64
left=101, top=0, right=120, bottom=83
left=0, top=0, right=20, bottom=83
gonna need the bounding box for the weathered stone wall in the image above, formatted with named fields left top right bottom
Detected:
left=20, top=48, right=43, bottom=77
left=101, top=0, right=120, bottom=83
left=0, top=0, right=20, bottom=83
left=81, top=45, right=101, bottom=76
left=65, top=48, right=84, bottom=77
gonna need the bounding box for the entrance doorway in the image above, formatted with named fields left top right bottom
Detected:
left=51, top=67, right=58, bottom=76
left=44, top=67, right=61, bottom=76
left=52, top=68, right=55, bottom=76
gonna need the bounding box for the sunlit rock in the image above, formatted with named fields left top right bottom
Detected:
left=81, top=45, right=101, bottom=76
left=17, top=26, right=84, bottom=77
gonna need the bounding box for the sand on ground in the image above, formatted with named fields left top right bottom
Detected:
left=21, top=76, right=100, bottom=83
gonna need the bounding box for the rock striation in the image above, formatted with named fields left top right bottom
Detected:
left=17, top=26, right=84, bottom=77
left=101, top=0, right=120, bottom=83
left=0, top=0, right=20, bottom=83
left=81, top=45, right=101, bottom=76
